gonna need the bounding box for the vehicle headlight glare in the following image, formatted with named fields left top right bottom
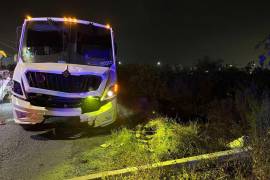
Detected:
left=107, top=90, right=114, bottom=97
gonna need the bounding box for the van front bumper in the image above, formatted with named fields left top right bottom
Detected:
left=12, top=96, right=117, bottom=127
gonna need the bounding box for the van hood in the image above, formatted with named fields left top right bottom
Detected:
left=20, top=63, right=109, bottom=75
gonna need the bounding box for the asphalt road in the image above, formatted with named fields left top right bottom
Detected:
left=0, top=103, right=111, bottom=180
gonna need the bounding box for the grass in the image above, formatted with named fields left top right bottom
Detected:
left=39, top=109, right=270, bottom=179
left=175, top=95, right=270, bottom=179
left=69, top=118, right=207, bottom=176
left=38, top=163, right=72, bottom=180
left=39, top=117, right=218, bottom=179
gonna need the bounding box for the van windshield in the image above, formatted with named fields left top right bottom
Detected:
left=21, top=20, right=113, bottom=67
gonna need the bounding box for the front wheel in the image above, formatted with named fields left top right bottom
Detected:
left=20, top=121, right=45, bottom=131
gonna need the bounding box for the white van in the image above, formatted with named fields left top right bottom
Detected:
left=12, top=17, right=118, bottom=127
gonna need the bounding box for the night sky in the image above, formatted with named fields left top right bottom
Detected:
left=1, top=0, right=270, bottom=66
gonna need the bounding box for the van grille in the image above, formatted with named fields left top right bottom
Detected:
left=25, top=71, right=102, bottom=93
left=26, top=93, right=82, bottom=108
left=26, top=93, right=103, bottom=111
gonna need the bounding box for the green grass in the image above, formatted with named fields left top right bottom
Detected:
left=41, top=116, right=270, bottom=179
left=69, top=118, right=205, bottom=176
left=38, top=163, right=72, bottom=180
left=39, top=117, right=213, bottom=179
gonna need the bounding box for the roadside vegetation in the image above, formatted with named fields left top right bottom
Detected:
left=39, top=118, right=212, bottom=179
left=39, top=110, right=270, bottom=179
left=39, top=59, right=270, bottom=179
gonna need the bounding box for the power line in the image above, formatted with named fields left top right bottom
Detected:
left=2, top=39, right=16, bottom=45
left=0, top=41, right=16, bottom=51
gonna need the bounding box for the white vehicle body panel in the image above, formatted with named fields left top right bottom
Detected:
left=12, top=17, right=117, bottom=127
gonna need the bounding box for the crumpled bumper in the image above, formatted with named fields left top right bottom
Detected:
left=12, top=96, right=117, bottom=127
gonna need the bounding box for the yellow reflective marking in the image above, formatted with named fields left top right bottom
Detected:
left=68, top=147, right=250, bottom=180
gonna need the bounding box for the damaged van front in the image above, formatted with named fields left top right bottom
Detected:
left=12, top=17, right=117, bottom=127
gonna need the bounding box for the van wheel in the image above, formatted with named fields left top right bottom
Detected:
left=20, top=121, right=44, bottom=131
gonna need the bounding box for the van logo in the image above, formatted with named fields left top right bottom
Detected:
left=62, top=66, right=70, bottom=78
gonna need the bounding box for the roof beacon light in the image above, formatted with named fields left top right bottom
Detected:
left=63, top=17, right=77, bottom=23
left=106, top=24, right=111, bottom=29
left=26, top=15, right=32, bottom=21
left=72, top=18, right=77, bottom=23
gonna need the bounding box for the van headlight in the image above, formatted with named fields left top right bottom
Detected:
left=101, top=83, right=118, bottom=101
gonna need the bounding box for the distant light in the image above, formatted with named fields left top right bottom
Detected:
left=26, top=15, right=32, bottom=20
left=205, top=70, right=209, bottom=73
left=106, top=24, right=111, bottom=29
left=118, top=61, right=122, bottom=65
left=157, top=61, right=161, bottom=66
left=63, top=17, right=68, bottom=21
left=229, top=64, right=233, bottom=67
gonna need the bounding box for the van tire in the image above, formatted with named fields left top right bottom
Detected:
left=20, top=121, right=44, bottom=131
